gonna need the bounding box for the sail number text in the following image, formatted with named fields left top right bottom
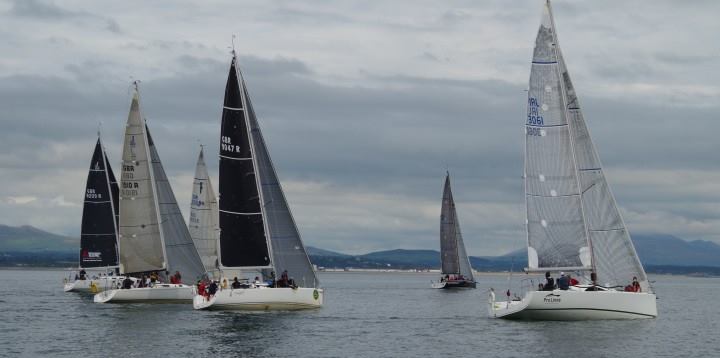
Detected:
left=527, top=97, right=544, bottom=126
left=221, top=136, right=241, bottom=153
left=86, top=188, right=102, bottom=199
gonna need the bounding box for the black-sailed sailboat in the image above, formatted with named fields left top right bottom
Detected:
left=432, top=173, right=476, bottom=289
left=193, top=53, right=322, bottom=310
left=64, top=134, right=126, bottom=293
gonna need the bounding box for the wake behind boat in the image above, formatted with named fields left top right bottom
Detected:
left=193, top=53, right=322, bottom=311
left=431, top=173, right=475, bottom=289
left=489, top=1, right=656, bottom=320
left=94, top=84, right=206, bottom=304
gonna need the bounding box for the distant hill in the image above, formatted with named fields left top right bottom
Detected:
left=632, top=234, right=720, bottom=267
left=0, top=225, right=77, bottom=251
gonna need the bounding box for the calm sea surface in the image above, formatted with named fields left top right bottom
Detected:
left=0, top=270, right=718, bottom=357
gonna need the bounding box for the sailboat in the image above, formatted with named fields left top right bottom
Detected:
left=94, top=85, right=207, bottom=303
left=64, top=135, right=127, bottom=293
left=193, top=54, right=323, bottom=310
left=489, top=0, right=656, bottom=320
left=188, top=146, right=220, bottom=279
left=432, top=173, right=476, bottom=289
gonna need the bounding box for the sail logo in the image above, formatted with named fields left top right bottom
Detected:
left=94, top=161, right=101, bottom=170
left=543, top=293, right=561, bottom=304
left=129, top=135, right=137, bottom=159
left=81, top=249, right=102, bottom=262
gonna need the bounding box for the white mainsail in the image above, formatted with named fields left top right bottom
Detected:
left=118, top=91, right=166, bottom=274
left=189, top=146, right=219, bottom=275
left=524, top=0, right=648, bottom=290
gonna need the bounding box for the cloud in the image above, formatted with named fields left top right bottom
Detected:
left=0, top=0, right=718, bottom=257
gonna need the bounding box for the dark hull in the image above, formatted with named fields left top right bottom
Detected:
left=441, top=280, right=476, bottom=289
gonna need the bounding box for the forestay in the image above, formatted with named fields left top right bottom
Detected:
left=189, top=147, right=220, bottom=275
left=80, top=137, right=119, bottom=268
left=525, top=1, right=648, bottom=290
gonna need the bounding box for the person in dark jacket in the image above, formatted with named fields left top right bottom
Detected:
left=557, top=272, right=570, bottom=290
left=543, top=271, right=555, bottom=291
left=122, top=277, right=133, bottom=289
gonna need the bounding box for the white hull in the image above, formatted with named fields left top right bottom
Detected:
left=489, top=289, right=657, bottom=320
left=93, top=284, right=193, bottom=303
left=193, top=287, right=323, bottom=311
left=63, top=277, right=126, bottom=293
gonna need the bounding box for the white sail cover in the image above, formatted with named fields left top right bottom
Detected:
left=189, top=147, right=219, bottom=275
left=525, top=1, right=648, bottom=289
left=439, top=173, right=474, bottom=281
left=243, top=79, right=319, bottom=288
left=147, top=129, right=206, bottom=283
left=118, top=92, right=165, bottom=274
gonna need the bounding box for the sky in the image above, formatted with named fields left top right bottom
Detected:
left=0, top=0, right=718, bottom=255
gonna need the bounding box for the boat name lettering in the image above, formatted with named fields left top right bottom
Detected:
left=528, top=97, right=544, bottom=126
left=86, top=188, right=102, bottom=199
left=543, top=293, right=561, bottom=304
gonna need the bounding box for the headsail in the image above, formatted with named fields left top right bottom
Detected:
left=525, top=1, right=648, bottom=289
left=79, top=137, right=119, bottom=268
left=245, top=82, right=319, bottom=288
left=118, top=91, right=166, bottom=275
left=439, top=173, right=474, bottom=281
left=147, top=128, right=206, bottom=283
left=218, top=56, right=272, bottom=270
left=189, top=146, right=220, bottom=275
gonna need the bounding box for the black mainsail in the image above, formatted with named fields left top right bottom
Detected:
left=80, top=136, right=119, bottom=268
left=218, top=56, right=271, bottom=268
left=218, top=54, right=318, bottom=287
left=439, top=173, right=474, bottom=282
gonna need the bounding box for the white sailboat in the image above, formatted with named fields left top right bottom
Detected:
left=64, top=134, right=128, bottom=293
left=94, top=84, right=206, bottom=303
left=193, top=54, right=323, bottom=310
left=432, top=172, right=476, bottom=289
left=489, top=1, right=657, bottom=320
left=188, top=146, right=220, bottom=279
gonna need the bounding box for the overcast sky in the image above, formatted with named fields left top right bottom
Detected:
left=0, top=0, right=718, bottom=255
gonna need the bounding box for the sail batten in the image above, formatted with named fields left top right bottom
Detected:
left=525, top=1, right=648, bottom=290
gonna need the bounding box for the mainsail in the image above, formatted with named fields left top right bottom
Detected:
left=189, top=146, right=219, bottom=275
left=118, top=91, right=165, bottom=274
left=218, top=56, right=272, bottom=269
left=439, top=173, right=474, bottom=281
left=79, top=136, right=119, bottom=268
left=218, top=55, right=318, bottom=287
left=525, top=0, right=648, bottom=289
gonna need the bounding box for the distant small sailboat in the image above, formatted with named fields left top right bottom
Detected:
left=489, top=0, right=656, bottom=320
left=188, top=146, right=220, bottom=279
left=94, top=84, right=206, bottom=303
left=432, top=173, right=475, bottom=289
left=193, top=54, right=322, bottom=310
left=64, top=135, right=127, bottom=293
